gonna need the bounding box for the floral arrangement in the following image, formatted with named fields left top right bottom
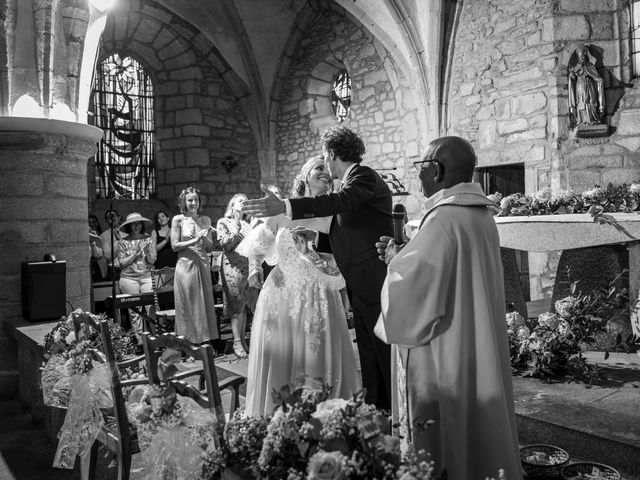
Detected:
left=487, top=182, right=640, bottom=217
left=203, top=385, right=437, bottom=480
left=506, top=279, right=629, bottom=383
left=127, top=383, right=222, bottom=480
left=41, top=310, right=138, bottom=407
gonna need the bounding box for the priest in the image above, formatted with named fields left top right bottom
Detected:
left=374, top=136, right=523, bottom=480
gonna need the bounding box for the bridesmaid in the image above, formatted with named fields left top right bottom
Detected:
left=171, top=187, right=218, bottom=345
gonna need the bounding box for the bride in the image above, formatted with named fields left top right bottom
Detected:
left=238, top=156, right=361, bottom=416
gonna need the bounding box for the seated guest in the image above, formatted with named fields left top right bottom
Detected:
left=117, top=212, right=157, bottom=345
left=375, top=136, right=522, bottom=480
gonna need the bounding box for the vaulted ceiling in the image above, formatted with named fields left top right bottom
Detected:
left=153, top=0, right=434, bottom=112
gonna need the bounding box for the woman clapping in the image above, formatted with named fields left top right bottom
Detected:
left=171, top=187, right=219, bottom=345
left=117, top=212, right=157, bottom=346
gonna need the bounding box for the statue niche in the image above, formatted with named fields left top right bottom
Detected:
left=567, top=45, right=608, bottom=138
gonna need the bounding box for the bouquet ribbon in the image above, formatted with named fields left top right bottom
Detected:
left=53, top=364, right=111, bottom=469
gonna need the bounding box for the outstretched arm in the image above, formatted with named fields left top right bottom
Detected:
left=289, top=167, right=378, bottom=220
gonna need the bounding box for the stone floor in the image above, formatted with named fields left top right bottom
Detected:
left=1, top=333, right=639, bottom=479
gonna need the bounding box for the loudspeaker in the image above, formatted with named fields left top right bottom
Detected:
left=21, top=260, right=66, bottom=321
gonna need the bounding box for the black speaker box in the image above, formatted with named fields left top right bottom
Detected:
left=21, top=260, right=66, bottom=322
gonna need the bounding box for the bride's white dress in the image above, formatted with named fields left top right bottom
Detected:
left=241, top=225, right=361, bottom=416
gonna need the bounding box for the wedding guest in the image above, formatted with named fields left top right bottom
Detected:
left=89, top=214, right=102, bottom=235
left=374, top=136, right=522, bottom=480
left=117, top=212, right=157, bottom=345
left=100, top=209, right=123, bottom=281
left=88, top=215, right=104, bottom=282
left=171, top=186, right=219, bottom=345
left=151, top=210, right=178, bottom=269
left=217, top=194, right=259, bottom=358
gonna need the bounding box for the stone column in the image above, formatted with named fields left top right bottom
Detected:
left=0, top=117, right=101, bottom=400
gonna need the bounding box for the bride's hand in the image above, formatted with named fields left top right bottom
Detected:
left=290, top=226, right=316, bottom=242
left=292, top=233, right=309, bottom=253
left=248, top=270, right=264, bottom=289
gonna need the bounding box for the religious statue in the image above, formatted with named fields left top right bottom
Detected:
left=568, top=45, right=606, bottom=130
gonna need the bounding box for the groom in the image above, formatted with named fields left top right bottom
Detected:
left=243, top=126, right=393, bottom=410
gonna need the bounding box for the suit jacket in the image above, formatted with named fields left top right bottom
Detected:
left=289, top=163, right=393, bottom=305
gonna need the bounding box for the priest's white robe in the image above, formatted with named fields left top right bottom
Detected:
left=375, top=183, right=522, bottom=480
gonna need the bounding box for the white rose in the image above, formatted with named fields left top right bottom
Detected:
left=537, top=312, right=559, bottom=330
left=311, top=398, right=349, bottom=423
left=506, top=312, right=526, bottom=330
left=558, top=319, right=571, bottom=336
left=64, top=330, right=77, bottom=345
left=554, top=296, right=577, bottom=318
left=630, top=182, right=640, bottom=194
left=307, top=451, right=345, bottom=480
left=516, top=326, right=530, bottom=340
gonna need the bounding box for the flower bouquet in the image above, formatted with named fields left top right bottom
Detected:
left=214, top=384, right=436, bottom=480
left=127, top=383, right=222, bottom=480
left=40, top=310, right=142, bottom=469
left=41, top=309, right=137, bottom=408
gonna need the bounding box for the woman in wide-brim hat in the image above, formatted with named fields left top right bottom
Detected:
left=116, top=212, right=157, bottom=348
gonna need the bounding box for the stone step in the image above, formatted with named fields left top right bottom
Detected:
left=514, top=352, right=640, bottom=480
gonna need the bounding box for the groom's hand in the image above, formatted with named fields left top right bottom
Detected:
left=242, top=184, right=285, bottom=218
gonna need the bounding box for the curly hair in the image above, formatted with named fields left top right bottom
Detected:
left=177, top=186, right=200, bottom=214
left=290, top=156, right=332, bottom=198
left=321, top=126, right=365, bottom=164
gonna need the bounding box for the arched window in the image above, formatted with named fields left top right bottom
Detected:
left=90, top=53, right=155, bottom=199
left=331, top=69, right=351, bottom=122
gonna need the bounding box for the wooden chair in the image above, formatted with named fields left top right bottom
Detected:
left=141, top=332, right=245, bottom=427
left=69, top=312, right=148, bottom=480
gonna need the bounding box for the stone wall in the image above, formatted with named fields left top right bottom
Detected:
left=88, top=0, right=260, bottom=221
left=0, top=119, right=100, bottom=401
left=447, top=0, right=640, bottom=299
left=275, top=7, right=426, bottom=216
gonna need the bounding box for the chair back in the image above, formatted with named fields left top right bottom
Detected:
left=141, top=332, right=225, bottom=428
left=69, top=312, right=147, bottom=462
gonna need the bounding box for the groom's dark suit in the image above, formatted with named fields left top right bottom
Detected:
left=289, top=163, right=393, bottom=409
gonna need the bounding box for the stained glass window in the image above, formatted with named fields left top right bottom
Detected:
left=90, top=53, right=155, bottom=199
left=331, top=69, right=351, bottom=122
left=632, top=1, right=640, bottom=77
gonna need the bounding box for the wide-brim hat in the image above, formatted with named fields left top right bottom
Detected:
left=119, top=212, right=153, bottom=232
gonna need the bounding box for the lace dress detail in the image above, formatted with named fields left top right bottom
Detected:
left=259, top=229, right=345, bottom=352
left=242, top=224, right=360, bottom=417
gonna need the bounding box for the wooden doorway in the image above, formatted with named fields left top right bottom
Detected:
left=475, top=164, right=530, bottom=300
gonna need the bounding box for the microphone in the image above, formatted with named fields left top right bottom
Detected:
left=392, top=203, right=407, bottom=245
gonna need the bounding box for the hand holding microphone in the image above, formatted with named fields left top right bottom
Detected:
left=376, top=204, right=407, bottom=264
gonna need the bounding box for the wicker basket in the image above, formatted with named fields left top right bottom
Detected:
left=520, top=444, right=570, bottom=478
left=560, top=462, right=621, bottom=480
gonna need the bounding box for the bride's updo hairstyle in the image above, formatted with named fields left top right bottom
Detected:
left=290, top=156, right=333, bottom=198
